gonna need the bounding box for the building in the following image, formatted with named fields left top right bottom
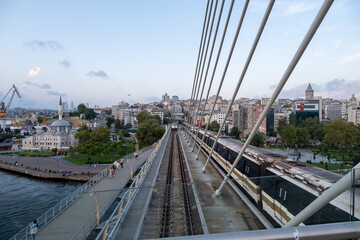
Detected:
left=150, top=110, right=164, bottom=124
left=162, top=93, right=170, bottom=102
left=266, top=108, right=275, bottom=136
left=324, top=104, right=341, bottom=120
left=171, top=95, right=179, bottom=102
left=210, top=112, right=226, bottom=130
left=22, top=97, right=78, bottom=150
left=305, top=83, right=314, bottom=100
left=348, top=105, right=360, bottom=125
left=295, top=99, right=322, bottom=121
left=294, top=84, right=322, bottom=121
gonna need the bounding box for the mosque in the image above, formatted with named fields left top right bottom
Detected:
left=22, top=97, right=78, bottom=150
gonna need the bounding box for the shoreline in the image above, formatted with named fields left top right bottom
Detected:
left=0, top=155, right=107, bottom=182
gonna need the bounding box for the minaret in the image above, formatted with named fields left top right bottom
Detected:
left=59, top=96, right=63, bottom=120
left=305, top=83, right=314, bottom=100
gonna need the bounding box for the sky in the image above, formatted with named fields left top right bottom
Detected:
left=0, top=0, right=359, bottom=110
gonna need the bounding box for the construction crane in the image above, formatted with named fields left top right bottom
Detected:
left=1, top=84, right=21, bottom=117
left=1, top=84, right=21, bottom=132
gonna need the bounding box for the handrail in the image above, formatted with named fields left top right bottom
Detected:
left=9, top=168, right=108, bottom=240
left=70, top=142, right=163, bottom=240
left=94, top=127, right=170, bottom=240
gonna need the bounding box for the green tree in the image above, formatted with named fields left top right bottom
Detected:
left=229, top=126, right=239, bottom=139
left=91, top=126, right=111, bottom=143
left=289, top=112, right=297, bottom=126
left=250, top=132, right=265, bottom=147
left=120, top=129, right=130, bottom=138
left=299, top=117, right=322, bottom=140
left=296, top=127, right=309, bottom=146
left=210, top=120, right=220, bottom=132
left=37, top=116, right=43, bottom=124
left=106, top=117, right=115, bottom=129
left=75, top=128, right=92, bottom=145
left=84, top=108, right=97, bottom=119
left=125, top=123, right=132, bottom=129
left=323, top=120, right=360, bottom=149
left=277, top=117, right=288, bottom=138
left=282, top=125, right=297, bottom=146
left=136, top=111, right=150, bottom=124
left=115, top=119, right=121, bottom=131
left=105, top=109, right=112, bottom=115
left=77, top=104, right=87, bottom=114
left=136, top=123, right=165, bottom=148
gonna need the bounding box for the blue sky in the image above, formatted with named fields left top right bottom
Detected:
left=0, top=0, right=359, bottom=109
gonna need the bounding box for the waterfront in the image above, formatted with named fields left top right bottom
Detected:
left=0, top=170, right=81, bottom=239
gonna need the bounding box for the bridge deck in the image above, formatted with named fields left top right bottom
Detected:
left=111, top=129, right=264, bottom=240
left=36, top=148, right=154, bottom=240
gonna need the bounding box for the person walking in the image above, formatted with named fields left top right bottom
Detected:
left=109, top=167, right=114, bottom=179
left=29, top=219, right=38, bottom=240
left=120, top=158, right=124, bottom=168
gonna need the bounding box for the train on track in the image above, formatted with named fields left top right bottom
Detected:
left=184, top=124, right=359, bottom=227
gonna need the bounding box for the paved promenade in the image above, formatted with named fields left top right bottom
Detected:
left=35, top=148, right=154, bottom=240
left=0, top=155, right=106, bottom=181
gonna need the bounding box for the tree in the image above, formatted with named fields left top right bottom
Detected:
left=282, top=125, right=297, bottom=146
left=277, top=117, right=288, bottom=138
left=289, top=112, right=297, bottom=126
left=136, top=111, right=150, bottom=124
left=298, top=117, right=322, bottom=140
left=91, top=126, right=111, bottom=143
left=84, top=108, right=97, bottom=119
left=229, top=126, right=239, bottom=139
left=120, top=129, right=130, bottom=138
left=105, top=109, right=112, bottom=115
left=77, top=104, right=87, bottom=114
left=106, top=117, right=115, bottom=129
left=250, top=132, right=265, bottom=147
left=115, top=119, right=121, bottom=131
left=136, top=123, right=165, bottom=148
left=296, top=127, right=309, bottom=146
left=323, top=120, right=360, bottom=149
left=209, top=121, right=220, bottom=132
left=37, top=116, right=43, bottom=124
left=125, top=123, right=132, bottom=129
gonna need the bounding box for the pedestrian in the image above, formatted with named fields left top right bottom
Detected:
left=109, top=167, right=114, bottom=179
left=120, top=158, right=124, bottom=168
left=106, top=167, right=110, bottom=178
left=29, top=219, right=38, bottom=240
left=116, top=160, right=120, bottom=169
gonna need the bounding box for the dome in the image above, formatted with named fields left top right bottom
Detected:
left=51, top=120, right=71, bottom=127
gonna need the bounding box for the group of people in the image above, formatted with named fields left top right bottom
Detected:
left=106, top=158, right=125, bottom=178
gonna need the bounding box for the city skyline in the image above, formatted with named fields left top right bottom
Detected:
left=0, top=0, right=359, bottom=109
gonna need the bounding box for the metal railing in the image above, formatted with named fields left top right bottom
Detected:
left=93, top=128, right=170, bottom=240
left=10, top=169, right=108, bottom=240
left=70, top=145, right=155, bottom=240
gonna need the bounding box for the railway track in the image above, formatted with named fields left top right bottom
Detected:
left=141, top=129, right=202, bottom=238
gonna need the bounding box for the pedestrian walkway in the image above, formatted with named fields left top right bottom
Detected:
left=36, top=148, right=154, bottom=240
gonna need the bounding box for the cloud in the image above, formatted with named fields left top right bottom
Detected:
left=47, top=91, right=67, bottom=97
left=312, top=50, right=325, bottom=57
left=331, top=40, right=342, bottom=48
left=27, top=67, right=42, bottom=77
left=86, top=70, right=108, bottom=78
left=283, top=2, right=319, bottom=15
left=269, top=84, right=277, bottom=90
left=59, top=60, right=71, bottom=68
left=337, top=53, right=360, bottom=63
left=24, top=81, right=51, bottom=89
left=278, top=79, right=360, bottom=100
left=24, top=40, right=64, bottom=50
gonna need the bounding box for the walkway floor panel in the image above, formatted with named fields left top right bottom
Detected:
left=36, top=148, right=154, bottom=240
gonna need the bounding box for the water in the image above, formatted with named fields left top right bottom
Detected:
left=0, top=170, right=81, bottom=239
